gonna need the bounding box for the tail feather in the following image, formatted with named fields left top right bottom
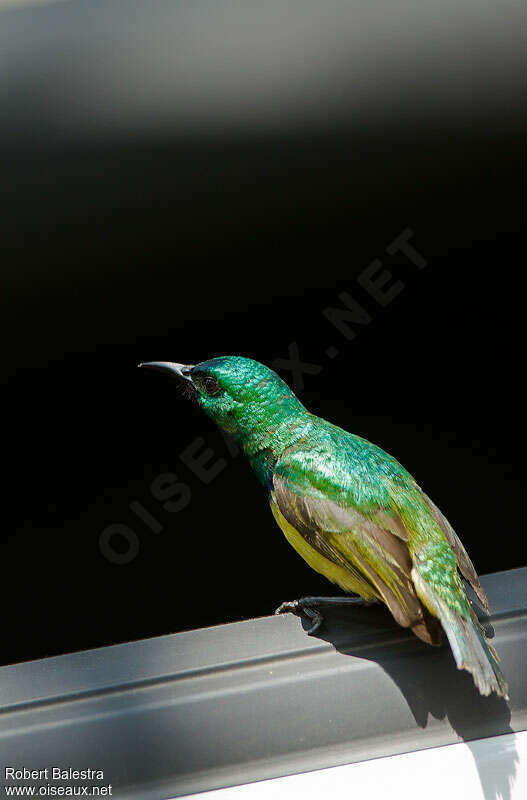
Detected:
left=442, top=606, right=509, bottom=699
left=412, top=567, right=509, bottom=699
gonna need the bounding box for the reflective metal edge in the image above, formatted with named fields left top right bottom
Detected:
left=0, top=568, right=526, bottom=800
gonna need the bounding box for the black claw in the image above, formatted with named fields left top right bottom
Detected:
left=274, top=594, right=367, bottom=633
left=275, top=599, right=324, bottom=634
left=274, top=600, right=299, bottom=615
left=304, top=608, right=323, bottom=635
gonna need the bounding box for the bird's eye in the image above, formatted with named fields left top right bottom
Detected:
left=203, top=376, right=221, bottom=396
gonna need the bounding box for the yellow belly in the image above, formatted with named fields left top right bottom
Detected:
left=270, top=497, right=379, bottom=601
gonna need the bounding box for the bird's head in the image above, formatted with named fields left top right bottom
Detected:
left=139, top=356, right=305, bottom=444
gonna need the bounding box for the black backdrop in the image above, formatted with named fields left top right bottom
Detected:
left=2, top=1, right=526, bottom=666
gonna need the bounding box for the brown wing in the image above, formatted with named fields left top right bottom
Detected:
left=421, top=491, right=489, bottom=613
left=273, top=473, right=441, bottom=645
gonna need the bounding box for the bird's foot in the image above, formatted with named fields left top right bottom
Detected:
left=274, top=595, right=368, bottom=636
left=274, top=599, right=324, bottom=635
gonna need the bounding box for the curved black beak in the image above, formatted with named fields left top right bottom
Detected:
left=138, top=361, right=195, bottom=382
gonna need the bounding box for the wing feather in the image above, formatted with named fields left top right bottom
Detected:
left=273, top=469, right=441, bottom=644
left=420, top=491, right=489, bottom=613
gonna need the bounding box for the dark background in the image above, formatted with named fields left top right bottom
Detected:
left=1, top=0, right=526, bottom=666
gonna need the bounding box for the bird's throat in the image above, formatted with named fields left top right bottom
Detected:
left=240, top=411, right=314, bottom=488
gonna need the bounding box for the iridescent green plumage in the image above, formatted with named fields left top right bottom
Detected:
left=145, top=355, right=508, bottom=698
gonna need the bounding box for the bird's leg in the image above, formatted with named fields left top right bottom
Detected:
left=274, top=595, right=369, bottom=635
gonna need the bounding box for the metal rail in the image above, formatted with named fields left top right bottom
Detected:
left=0, top=568, right=526, bottom=799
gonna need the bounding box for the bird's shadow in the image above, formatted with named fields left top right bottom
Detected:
left=305, top=605, right=517, bottom=800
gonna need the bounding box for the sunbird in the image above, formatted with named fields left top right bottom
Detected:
left=140, top=356, right=508, bottom=698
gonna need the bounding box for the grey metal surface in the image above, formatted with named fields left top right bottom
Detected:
left=1, top=0, right=526, bottom=148
left=0, top=568, right=526, bottom=799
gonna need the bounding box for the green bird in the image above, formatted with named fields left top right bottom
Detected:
left=140, top=356, right=508, bottom=698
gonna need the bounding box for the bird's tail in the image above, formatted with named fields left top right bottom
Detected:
left=412, top=567, right=509, bottom=699
left=441, top=604, right=509, bottom=699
